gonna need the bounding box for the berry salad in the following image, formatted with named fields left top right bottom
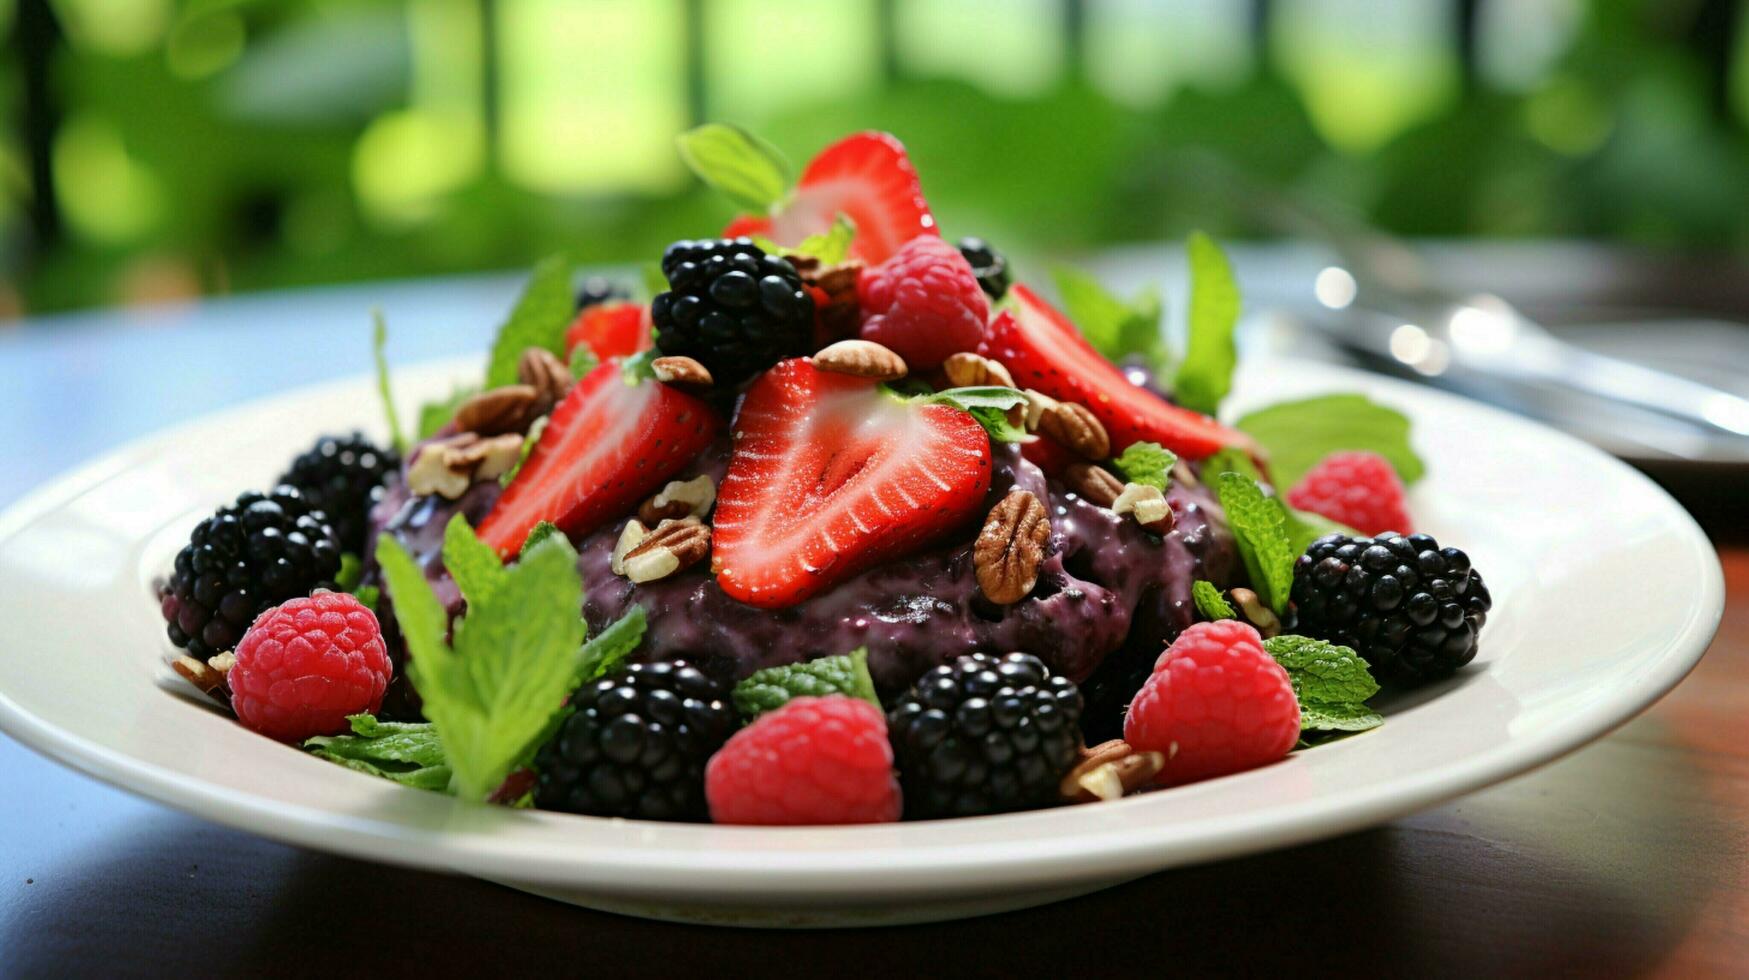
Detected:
left=160, top=126, right=1491, bottom=825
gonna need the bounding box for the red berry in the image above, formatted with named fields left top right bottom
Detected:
left=706, top=696, right=901, bottom=825
left=1123, top=620, right=1299, bottom=786
left=1286, top=451, right=1413, bottom=537
left=856, top=235, right=989, bottom=370
left=229, top=591, right=392, bottom=743
left=563, top=301, right=649, bottom=361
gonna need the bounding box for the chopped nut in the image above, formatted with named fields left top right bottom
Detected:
left=1111, top=482, right=1175, bottom=534
left=172, top=655, right=227, bottom=698
left=1228, top=587, right=1283, bottom=639
left=447, top=433, right=525, bottom=482
left=610, top=519, right=650, bottom=577
left=207, top=652, right=236, bottom=674
left=1062, top=462, right=1124, bottom=508
left=407, top=434, right=480, bottom=499
left=942, top=352, right=1016, bottom=390
left=652, top=355, right=714, bottom=388
left=974, top=490, right=1051, bottom=604
left=517, top=347, right=573, bottom=416
left=790, top=255, right=863, bottom=338
left=454, top=385, right=539, bottom=437
left=1059, top=739, right=1165, bottom=803
left=620, top=518, right=711, bottom=584
left=811, top=339, right=908, bottom=381
left=1021, top=389, right=1060, bottom=431
left=637, top=474, right=716, bottom=524
left=1039, top=401, right=1111, bottom=460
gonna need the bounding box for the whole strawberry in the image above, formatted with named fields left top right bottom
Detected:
left=1124, top=621, right=1299, bottom=786
left=229, top=591, right=392, bottom=742
left=706, top=696, right=901, bottom=825
left=1286, top=451, right=1413, bottom=536
left=857, top=235, right=989, bottom=370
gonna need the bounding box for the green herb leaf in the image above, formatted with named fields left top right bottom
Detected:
left=354, top=585, right=380, bottom=611
left=336, top=552, right=364, bottom=593
left=501, top=415, right=547, bottom=488
left=1192, top=580, right=1237, bottom=620
left=1215, top=471, right=1295, bottom=615
left=1235, top=393, right=1424, bottom=488
left=914, top=386, right=1029, bottom=444
left=486, top=255, right=575, bottom=389
left=372, top=311, right=407, bottom=455
left=676, top=123, right=792, bottom=213
left=305, top=715, right=452, bottom=790
left=522, top=520, right=562, bottom=554
left=1111, top=441, right=1177, bottom=490
left=417, top=384, right=479, bottom=440
left=732, top=648, right=880, bottom=721
left=1052, top=266, right=1169, bottom=372
left=1263, top=635, right=1383, bottom=734
left=568, top=344, right=598, bottom=381
left=757, top=214, right=856, bottom=266
left=1282, top=505, right=1357, bottom=555
left=641, top=261, right=668, bottom=300
left=1201, top=446, right=1261, bottom=483
left=1173, top=232, right=1241, bottom=416
left=578, top=605, right=647, bottom=683
left=377, top=524, right=587, bottom=802
left=620, top=349, right=658, bottom=385
left=442, top=513, right=508, bottom=605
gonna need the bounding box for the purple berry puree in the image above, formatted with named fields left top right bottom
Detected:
left=365, top=438, right=1240, bottom=698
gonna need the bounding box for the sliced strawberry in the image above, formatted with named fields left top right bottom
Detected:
left=724, top=132, right=936, bottom=266
left=981, top=285, right=1249, bottom=460
left=476, top=361, right=720, bottom=557
left=713, top=358, right=990, bottom=609
left=563, top=301, right=650, bottom=362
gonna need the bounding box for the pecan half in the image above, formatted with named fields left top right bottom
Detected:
left=454, top=385, right=538, bottom=437
left=1021, top=389, right=1060, bottom=430
left=637, top=474, right=716, bottom=524
left=1062, top=462, right=1123, bottom=507
left=517, top=347, right=573, bottom=416
left=1228, top=587, right=1283, bottom=638
left=790, top=255, right=863, bottom=338
left=811, top=339, right=908, bottom=381
left=620, top=518, right=710, bottom=584
left=942, top=352, right=1016, bottom=390
left=1059, top=739, right=1165, bottom=803
left=1111, top=481, right=1175, bottom=534
left=1039, top=400, right=1111, bottom=460
left=610, top=519, right=649, bottom=577
left=172, top=654, right=227, bottom=698
left=974, top=490, right=1051, bottom=604
left=447, top=432, right=525, bottom=483
left=652, top=355, right=714, bottom=388
left=408, top=432, right=523, bottom=498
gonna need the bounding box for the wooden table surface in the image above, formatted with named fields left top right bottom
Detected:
left=1, top=275, right=1744, bottom=978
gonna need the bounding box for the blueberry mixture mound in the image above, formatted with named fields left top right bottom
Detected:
left=650, top=237, right=814, bottom=385
left=533, top=661, right=738, bottom=821
left=1292, top=532, right=1492, bottom=684
left=888, top=652, right=1083, bottom=818
left=160, top=485, right=341, bottom=659
left=278, top=432, right=399, bottom=553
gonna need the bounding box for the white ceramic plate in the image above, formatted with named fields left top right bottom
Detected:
left=0, top=358, right=1723, bottom=927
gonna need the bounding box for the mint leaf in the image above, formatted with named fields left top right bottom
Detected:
left=305, top=715, right=451, bottom=791
left=568, top=343, right=598, bottom=380
left=442, top=513, right=508, bottom=605
left=621, top=349, right=658, bottom=384
left=377, top=524, right=587, bottom=801
left=417, top=384, right=479, bottom=440
left=1263, top=635, right=1383, bottom=734
left=501, top=415, right=547, bottom=488
left=676, top=123, right=792, bottom=213
left=1192, top=580, right=1236, bottom=620
left=1173, top=232, right=1241, bottom=416
left=578, top=605, right=647, bottom=683
left=641, top=261, right=667, bottom=300
left=486, top=255, right=575, bottom=389
left=372, top=311, right=407, bottom=455
left=1216, top=471, right=1295, bottom=615
left=1283, top=505, right=1357, bottom=555
left=354, top=585, right=380, bottom=611
left=1235, top=393, right=1424, bottom=488
left=1112, top=441, right=1176, bottom=490
left=1202, top=446, right=1261, bottom=483
left=522, top=520, right=562, bottom=554
left=757, top=214, right=855, bottom=266
left=732, top=648, right=880, bottom=721
left=336, top=552, right=364, bottom=593
left=914, top=386, right=1028, bottom=444
left=1052, top=266, right=1169, bottom=372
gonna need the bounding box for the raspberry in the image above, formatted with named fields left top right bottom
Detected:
left=1286, top=451, right=1412, bottom=537
left=706, top=696, right=900, bottom=825
left=228, top=591, right=392, bottom=743
left=857, top=235, right=990, bottom=369
left=1123, top=621, right=1300, bottom=787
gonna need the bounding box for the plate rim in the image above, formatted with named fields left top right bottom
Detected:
left=0, top=357, right=1724, bottom=897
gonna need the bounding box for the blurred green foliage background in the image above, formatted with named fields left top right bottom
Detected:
left=4, top=0, right=1748, bottom=319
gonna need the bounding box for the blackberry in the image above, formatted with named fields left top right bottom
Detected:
left=650, top=238, right=814, bottom=386
left=160, top=486, right=342, bottom=659
left=277, top=433, right=399, bottom=553
left=576, top=276, right=630, bottom=311
left=956, top=236, right=1010, bottom=300
left=533, top=661, right=738, bottom=821
left=1291, top=532, right=1491, bottom=685
left=888, top=652, right=1083, bottom=818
